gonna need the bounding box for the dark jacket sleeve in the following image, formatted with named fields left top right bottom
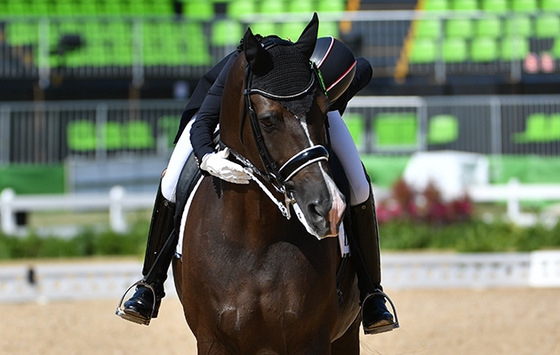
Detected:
left=190, top=51, right=240, bottom=163
left=174, top=51, right=237, bottom=144
left=329, top=56, right=373, bottom=115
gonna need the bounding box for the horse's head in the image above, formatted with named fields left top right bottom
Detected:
left=219, top=13, right=346, bottom=239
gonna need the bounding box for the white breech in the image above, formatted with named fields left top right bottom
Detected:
left=161, top=118, right=195, bottom=203
left=327, top=110, right=370, bottom=206
left=162, top=111, right=370, bottom=206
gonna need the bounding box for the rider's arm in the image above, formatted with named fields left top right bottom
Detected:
left=190, top=51, right=240, bottom=164
left=174, top=51, right=237, bottom=144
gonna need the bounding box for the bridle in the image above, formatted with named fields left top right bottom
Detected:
left=222, top=39, right=331, bottom=219
left=236, top=40, right=329, bottom=192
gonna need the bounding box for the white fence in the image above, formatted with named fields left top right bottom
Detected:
left=1, top=251, right=559, bottom=304
left=3, top=177, right=560, bottom=236
left=0, top=186, right=154, bottom=235
left=468, top=178, right=560, bottom=226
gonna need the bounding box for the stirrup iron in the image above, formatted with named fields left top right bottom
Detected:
left=115, top=280, right=157, bottom=326
left=361, top=289, right=400, bottom=334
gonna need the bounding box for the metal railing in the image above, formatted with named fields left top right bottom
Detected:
left=2, top=95, right=560, bottom=167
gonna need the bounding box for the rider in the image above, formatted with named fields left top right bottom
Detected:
left=118, top=32, right=398, bottom=335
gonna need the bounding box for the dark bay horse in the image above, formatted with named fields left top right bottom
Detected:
left=173, top=14, right=362, bottom=354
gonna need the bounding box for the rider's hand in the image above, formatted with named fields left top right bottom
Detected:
left=200, top=148, right=251, bottom=185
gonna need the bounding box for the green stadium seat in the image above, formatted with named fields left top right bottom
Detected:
left=450, top=0, right=478, bottom=11
left=211, top=18, right=244, bottom=47
left=279, top=21, right=308, bottom=40
left=512, top=113, right=548, bottom=143
left=318, top=21, right=340, bottom=38
left=475, top=16, right=502, bottom=38
left=6, top=22, right=35, bottom=45
left=481, top=0, right=508, bottom=12
left=99, top=121, right=124, bottom=150
left=77, top=0, right=98, bottom=15
left=443, top=37, right=468, bottom=62
left=143, top=31, right=161, bottom=66
left=470, top=36, right=498, bottom=62
left=542, top=0, right=560, bottom=11
left=152, top=1, right=173, bottom=15
left=28, top=0, right=50, bottom=16
left=260, top=0, right=286, bottom=13
left=549, top=114, right=560, bottom=140
left=500, top=37, right=530, bottom=60
left=110, top=1, right=127, bottom=15
left=343, top=112, right=365, bottom=148
left=248, top=22, right=278, bottom=37
left=124, top=121, right=154, bottom=149
left=183, top=1, right=214, bottom=20
left=114, top=44, right=133, bottom=66
left=181, top=22, right=212, bottom=66
left=228, top=0, right=257, bottom=18
left=374, top=112, right=418, bottom=147
left=535, top=14, right=560, bottom=39
left=6, top=0, right=28, bottom=16
left=67, top=120, right=97, bottom=151
left=318, top=0, right=345, bottom=13
left=552, top=37, right=560, bottom=57
left=83, top=43, right=109, bottom=67
left=409, top=38, right=437, bottom=63
left=423, top=0, right=449, bottom=11
left=445, top=18, right=473, bottom=39
left=53, top=1, right=75, bottom=16
left=287, top=0, right=314, bottom=13
left=65, top=48, right=88, bottom=67
left=504, top=16, right=532, bottom=37
left=428, top=114, right=459, bottom=144
left=127, top=1, right=148, bottom=15
left=415, top=18, right=442, bottom=39
left=158, top=116, right=180, bottom=149
left=511, top=0, right=537, bottom=12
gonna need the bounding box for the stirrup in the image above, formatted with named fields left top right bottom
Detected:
left=361, top=289, right=400, bottom=335
left=115, top=280, right=157, bottom=326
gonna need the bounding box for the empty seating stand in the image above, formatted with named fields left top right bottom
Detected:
left=407, top=0, right=559, bottom=70
left=0, top=0, right=347, bottom=71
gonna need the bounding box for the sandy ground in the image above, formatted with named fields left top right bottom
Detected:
left=1, top=288, right=559, bottom=355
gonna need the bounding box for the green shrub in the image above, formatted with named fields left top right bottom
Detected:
left=0, top=223, right=148, bottom=260
left=0, top=217, right=559, bottom=260
left=380, top=219, right=560, bottom=252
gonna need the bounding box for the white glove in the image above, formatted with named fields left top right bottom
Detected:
left=200, top=148, right=251, bottom=185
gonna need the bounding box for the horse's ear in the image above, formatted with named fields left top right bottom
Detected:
left=294, top=12, right=319, bottom=59
left=243, top=27, right=270, bottom=73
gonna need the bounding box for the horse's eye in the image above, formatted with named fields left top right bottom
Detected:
left=261, top=120, right=274, bottom=132
left=259, top=116, right=276, bottom=132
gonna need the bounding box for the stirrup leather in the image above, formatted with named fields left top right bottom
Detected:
left=361, top=289, right=400, bottom=335
left=115, top=280, right=157, bottom=326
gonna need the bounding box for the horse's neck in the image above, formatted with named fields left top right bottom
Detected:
left=220, top=184, right=296, bottom=241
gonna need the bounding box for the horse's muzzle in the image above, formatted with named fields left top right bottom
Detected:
left=293, top=176, right=346, bottom=240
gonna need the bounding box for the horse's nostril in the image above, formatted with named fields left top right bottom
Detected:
left=308, top=201, right=329, bottom=220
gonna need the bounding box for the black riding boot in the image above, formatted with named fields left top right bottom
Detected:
left=116, top=182, right=175, bottom=325
left=349, top=190, right=399, bottom=335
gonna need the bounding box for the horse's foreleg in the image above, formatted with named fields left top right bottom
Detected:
left=331, top=315, right=361, bottom=355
